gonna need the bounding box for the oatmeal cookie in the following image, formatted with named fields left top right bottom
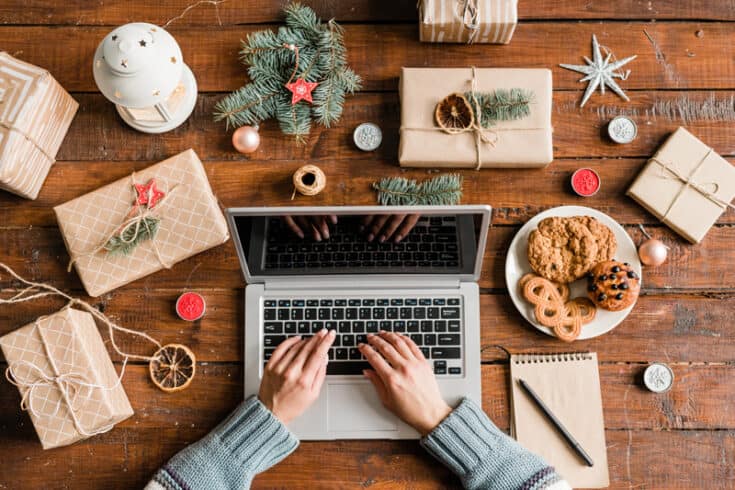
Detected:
left=527, top=216, right=599, bottom=283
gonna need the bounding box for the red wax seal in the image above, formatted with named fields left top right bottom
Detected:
left=571, top=168, right=601, bottom=197
left=176, top=292, right=206, bottom=321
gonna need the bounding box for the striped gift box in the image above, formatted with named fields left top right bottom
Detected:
left=418, top=0, right=518, bottom=44
left=0, top=52, right=78, bottom=200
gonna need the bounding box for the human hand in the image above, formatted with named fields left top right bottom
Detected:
left=258, top=329, right=336, bottom=424
left=283, top=215, right=338, bottom=241
left=360, top=214, right=420, bottom=243
left=358, top=331, right=452, bottom=436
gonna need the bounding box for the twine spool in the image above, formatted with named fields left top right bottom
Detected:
left=291, top=164, right=326, bottom=199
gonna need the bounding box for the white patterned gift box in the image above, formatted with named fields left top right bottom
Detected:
left=0, top=52, right=78, bottom=199
left=418, top=0, right=518, bottom=44
left=54, top=149, right=230, bottom=297
left=0, top=308, right=134, bottom=449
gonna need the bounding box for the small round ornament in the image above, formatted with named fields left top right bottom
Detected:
left=607, top=116, right=637, bottom=144
left=638, top=238, right=668, bottom=266
left=353, top=122, right=382, bottom=151
left=176, top=292, right=206, bottom=321
left=643, top=362, right=674, bottom=393
left=232, top=125, right=260, bottom=154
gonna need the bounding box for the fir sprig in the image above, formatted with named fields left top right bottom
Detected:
left=104, top=217, right=160, bottom=257
left=213, top=2, right=362, bottom=141
left=373, top=174, right=463, bottom=206
left=465, top=89, right=534, bottom=128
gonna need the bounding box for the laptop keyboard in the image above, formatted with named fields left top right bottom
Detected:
left=263, top=296, right=464, bottom=376
left=264, top=216, right=461, bottom=270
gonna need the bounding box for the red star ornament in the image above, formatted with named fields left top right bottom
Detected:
left=285, top=78, right=318, bottom=105
left=134, top=179, right=166, bottom=208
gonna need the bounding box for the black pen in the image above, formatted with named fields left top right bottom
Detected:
left=517, top=378, right=594, bottom=467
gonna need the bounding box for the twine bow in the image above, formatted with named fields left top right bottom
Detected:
left=400, top=66, right=544, bottom=170
left=418, top=0, right=481, bottom=44
left=5, top=356, right=126, bottom=437
left=649, top=149, right=735, bottom=220
left=67, top=173, right=179, bottom=271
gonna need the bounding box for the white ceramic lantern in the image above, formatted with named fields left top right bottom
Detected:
left=93, top=22, right=197, bottom=133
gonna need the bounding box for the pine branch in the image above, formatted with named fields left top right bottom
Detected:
left=465, top=89, right=534, bottom=128
left=213, top=2, right=360, bottom=141
left=104, top=217, right=160, bottom=256
left=372, top=174, right=463, bottom=206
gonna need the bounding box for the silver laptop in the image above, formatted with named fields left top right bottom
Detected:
left=226, top=205, right=492, bottom=439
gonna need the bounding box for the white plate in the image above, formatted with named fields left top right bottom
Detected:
left=505, top=206, right=642, bottom=340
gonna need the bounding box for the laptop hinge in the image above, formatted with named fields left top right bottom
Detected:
left=263, top=277, right=462, bottom=291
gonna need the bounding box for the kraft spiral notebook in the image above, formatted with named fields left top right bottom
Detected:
left=510, top=352, right=609, bottom=488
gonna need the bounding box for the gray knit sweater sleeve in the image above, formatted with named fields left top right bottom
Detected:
left=421, top=398, right=567, bottom=490
left=145, top=395, right=298, bottom=490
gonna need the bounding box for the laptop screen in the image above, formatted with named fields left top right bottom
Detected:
left=231, top=210, right=487, bottom=277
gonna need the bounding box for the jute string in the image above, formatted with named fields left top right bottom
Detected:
left=648, top=149, right=735, bottom=221
left=1, top=262, right=162, bottom=437
left=399, top=66, right=546, bottom=170
left=67, top=173, right=179, bottom=272
left=418, top=0, right=481, bottom=44
left=291, top=164, right=326, bottom=199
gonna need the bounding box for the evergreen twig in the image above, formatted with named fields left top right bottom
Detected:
left=213, top=2, right=361, bottom=141
left=372, top=174, right=463, bottom=206
left=466, top=89, right=534, bottom=128
left=104, top=217, right=160, bottom=256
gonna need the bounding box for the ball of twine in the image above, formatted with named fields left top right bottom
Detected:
left=291, top=164, right=326, bottom=199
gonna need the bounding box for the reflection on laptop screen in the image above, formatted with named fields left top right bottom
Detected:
left=233, top=212, right=484, bottom=276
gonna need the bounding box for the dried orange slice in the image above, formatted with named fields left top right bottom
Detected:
left=149, top=344, right=196, bottom=392
left=435, top=93, right=474, bottom=133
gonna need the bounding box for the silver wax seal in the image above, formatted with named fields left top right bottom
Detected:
left=353, top=122, right=382, bottom=151
left=643, top=362, right=674, bottom=393
left=607, top=116, right=637, bottom=144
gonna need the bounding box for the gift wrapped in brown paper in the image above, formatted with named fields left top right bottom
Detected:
left=627, top=127, right=735, bottom=244
left=399, top=67, right=553, bottom=169
left=0, top=52, right=78, bottom=200
left=0, top=308, right=134, bottom=449
left=54, top=149, right=230, bottom=297
left=418, top=0, right=518, bottom=44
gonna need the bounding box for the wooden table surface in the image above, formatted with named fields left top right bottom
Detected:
left=2, top=1, right=735, bottom=488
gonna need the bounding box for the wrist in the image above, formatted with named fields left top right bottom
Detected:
left=416, top=402, right=453, bottom=436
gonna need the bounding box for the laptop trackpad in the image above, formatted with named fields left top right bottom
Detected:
left=327, top=383, right=398, bottom=432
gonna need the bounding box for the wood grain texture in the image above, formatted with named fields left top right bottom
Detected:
left=0, top=91, right=732, bottom=167
left=2, top=364, right=734, bottom=489
left=2, top=289, right=735, bottom=363
left=1, top=224, right=733, bottom=292
left=0, top=23, right=732, bottom=92
left=1, top=0, right=733, bottom=25
left=2, top=2, right=735, bottom=489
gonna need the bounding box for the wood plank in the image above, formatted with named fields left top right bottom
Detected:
left=3, top=90, right=734, bottom=167
left=1, top=23, right=732, bottom=92
left=2, top=364, right=734, bottom=488
left=1, top=223, right=733, bottom=292
left=1, top=363, right=733, bottom=436
left=0, top=1, right=731, bottom=26
left=3, top=157, right=735, bottom=228
left=3, top=289, right=735, bottom=363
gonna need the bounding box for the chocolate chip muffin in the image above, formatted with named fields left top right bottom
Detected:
left=586, top=260, right=640, bottom=311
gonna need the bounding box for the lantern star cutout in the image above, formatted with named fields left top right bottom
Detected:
left=285, top=78, right=319, bottom=105
left=559, top=34, right=637, bottom=107
left=134, top=179, right=166, bottom=208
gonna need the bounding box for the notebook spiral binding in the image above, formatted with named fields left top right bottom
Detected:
left=512, top=352, right=592, bottom=364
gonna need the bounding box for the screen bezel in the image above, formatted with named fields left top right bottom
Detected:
left=225, top=205, right=492, bottom=284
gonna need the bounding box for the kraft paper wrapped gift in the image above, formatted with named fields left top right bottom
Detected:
left=418, top=0, right=518, bottom=44
left=54, top=149, right=230, bottom=297
left=627, top=127, right=735, bottom=244
left=399, top=67, right=553, bottom=169
left=0, top=52, right=78, bottom=200
left=0, top=308, right=134, bottom=449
